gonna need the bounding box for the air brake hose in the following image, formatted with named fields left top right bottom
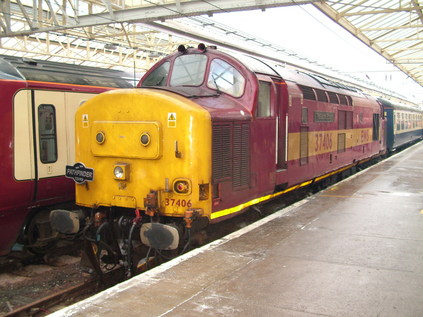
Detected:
left=126, top=222, right=138, bottom=278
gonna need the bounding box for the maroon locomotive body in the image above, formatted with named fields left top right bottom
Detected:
left=139, top=46, right=387, bottom=222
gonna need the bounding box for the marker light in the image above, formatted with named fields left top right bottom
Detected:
left=198, top=43, right=206, bottom=52
left=173, top=179, right=191, bottom=194
left=178, top=45, right=187, bottom=53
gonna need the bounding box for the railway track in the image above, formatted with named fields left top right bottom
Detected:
left=5, top=279, right=100, bottom=317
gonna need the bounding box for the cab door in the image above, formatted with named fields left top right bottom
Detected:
left=252, top=76, right=278, bottom=191
left=274, top=79, right=287, bottom=170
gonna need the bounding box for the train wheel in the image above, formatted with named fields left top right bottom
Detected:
left=24, top=210, right=58, bottom=254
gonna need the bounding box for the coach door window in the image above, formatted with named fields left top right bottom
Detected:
left=256, top=81, right=271, bottom=117
left=38, top=104, right=58, bottom=163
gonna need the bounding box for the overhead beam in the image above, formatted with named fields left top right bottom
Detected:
left=361, top=23, right=421, bottom=32
left=0, top=0, right=317, bottom=37
left=341, top=6, right=423, bottom=17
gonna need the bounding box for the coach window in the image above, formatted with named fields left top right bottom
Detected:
left=141, top=62, right=170, bottom=87
left=207, top=59, right=245, bottom=97
left=401, top=113, right=404, bottom=130
left=256, top=81, right=271, bottom=117
left=38, top=104, right=58, bottom=163
left=171, top=55, right=207, bottom=86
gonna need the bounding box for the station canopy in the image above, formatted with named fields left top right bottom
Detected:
left=1, top=1, right=423, bottom=93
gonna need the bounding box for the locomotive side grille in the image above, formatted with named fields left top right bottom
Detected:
left=337, top=133, right=346, bottom=153
left=212, top=122, right=250, bottom=189
left=212, top=124, right=232, bottom=182
left=327, top=92, right=339, bottom=104
left=300, top=127, right=309, bottom=165
left=232, top=123, right=250, bottom=189
left=299, top=85, right=316, bottom=101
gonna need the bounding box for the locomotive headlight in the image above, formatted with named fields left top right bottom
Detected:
left=96, top=131, right=105, bottom=144
left=113, top=163, right=129, bottom=180
left=173, top=179, right=191, bottom=195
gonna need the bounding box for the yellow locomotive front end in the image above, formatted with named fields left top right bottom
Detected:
left=74, top=88, right=212, bottom=253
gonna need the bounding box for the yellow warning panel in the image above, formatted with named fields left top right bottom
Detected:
left=168, top=112, right=176, bottom=128
left=82, top=114, right=89, bottom=128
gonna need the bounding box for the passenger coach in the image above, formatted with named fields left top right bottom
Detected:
left=0, top=55, right=132, bottom=256
left=378, top=98, right=423, bottom=151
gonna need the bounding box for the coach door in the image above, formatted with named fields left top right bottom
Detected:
left=33, top=91, right=68, bottom=201
left=33, top=90, right=95, bottom=201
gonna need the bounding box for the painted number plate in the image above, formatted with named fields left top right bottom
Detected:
left=164, top=198, right=192, bottom=208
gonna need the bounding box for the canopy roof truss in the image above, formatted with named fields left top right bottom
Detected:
left=315, top=0, right=423, bottom=90
left=1, top=0, right=423, bottom=90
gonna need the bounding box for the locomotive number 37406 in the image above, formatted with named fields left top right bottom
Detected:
left=164, top=198, right=192, bottom=208
left=315, top=132, right=333, bottom=152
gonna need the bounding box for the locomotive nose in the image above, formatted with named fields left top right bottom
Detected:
left=74, top=89, right=212, bottom=217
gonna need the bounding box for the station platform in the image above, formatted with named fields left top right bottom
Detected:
left=52, top=142, right=423, bottom=317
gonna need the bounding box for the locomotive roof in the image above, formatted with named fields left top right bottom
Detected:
left=225, top=50, right=364, bottom=98
left=0, top=55, right=133, bottom=88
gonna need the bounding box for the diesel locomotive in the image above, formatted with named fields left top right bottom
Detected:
left=53, top=44, right=423, bottom=274
left=0, top=55, right=132, bottom=256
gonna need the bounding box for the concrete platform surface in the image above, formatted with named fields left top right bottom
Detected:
left=51, top=142, right=423, bottom=317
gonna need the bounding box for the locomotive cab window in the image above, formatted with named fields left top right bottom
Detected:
left=256, top=81, right=271, bottom=117
left=141, top=62, right=170, bottom=87
left=207, top=59, right=245, bottom=97
left=38, top=104, right=58, bottom=163
left=170, top=55, right=207, bottom=86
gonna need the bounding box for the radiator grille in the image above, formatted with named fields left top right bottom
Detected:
left=299, top=85, right=316, bottom=101
left=232, top=123, right=250, bottom=188
left=337, top=133, right=346, bottom=153
left=300, top=127, right=308, bottom=165
left=212, top=124, right=231, bottom=181
left=212, top=122, right=250, bottom=189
